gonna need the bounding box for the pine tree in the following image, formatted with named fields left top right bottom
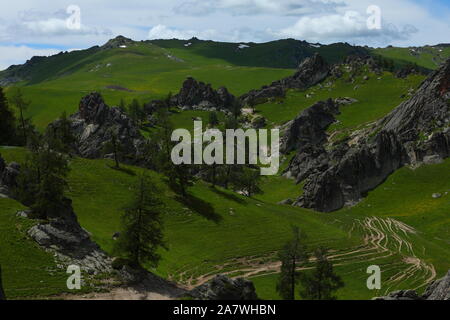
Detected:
left=15, top=138, right=70, bottom=219
left=0, top=87, right=16, bottom=145
left=10, top=88, right=30, bottom=144
left=299, top=247, right=344, bottom=300
left=119, top=98, right=127, bottom=112
left=209, top=111, right=219, bottom=127
left=115, top=174, right=166, bottom=267
left=46, top=111, right=75, bottom=154
left=233, top=166, right=262, bottom=197
left=276, top=227, right=308, bottom=300
left=103, top=129, right=124, bottom=168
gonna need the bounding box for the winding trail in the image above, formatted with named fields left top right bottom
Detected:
left=173, top=217, right=436, bottom=293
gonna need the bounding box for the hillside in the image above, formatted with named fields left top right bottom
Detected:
left=1, top=146, right=448, bottom=300
left=0, top=35, right=449, bottom=301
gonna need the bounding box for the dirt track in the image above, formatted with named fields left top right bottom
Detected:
left=174, top=217, right=436, bottom=293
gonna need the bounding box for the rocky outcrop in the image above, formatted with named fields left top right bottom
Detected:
left=286, top=58, right=450, bottom=212
left=240, top=54, right=329, bottom=105
left=27, top=198, right=112, bottom=274
left=172, top=77, right=237, bottom=111
left=190, top=275, right=258, bottom=300
left=49, top=92, right=144, bottom=161
left=375, top=270, right=450, bottom=300
left=101, top=35, right=134, bottom=50
left=0, top=154, right=20, bottom=197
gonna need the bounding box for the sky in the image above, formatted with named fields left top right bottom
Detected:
left=0, top=0, right=449, bottom=70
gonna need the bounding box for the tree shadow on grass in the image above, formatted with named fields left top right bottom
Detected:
left=108, top=164, right=136, bottom=176
left=175, top=194, right=223, bottom=224
left=209, top=187, right=247, bottom=205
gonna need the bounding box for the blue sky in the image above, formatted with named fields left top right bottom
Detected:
left=0, top=0, right=449, bottom=70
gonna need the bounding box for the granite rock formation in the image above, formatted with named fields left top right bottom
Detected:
left=240, top=53, right=329, bottom=105
left=49, top=92, right=145, bottom=161
left=286, top=58, right=450, bottom=212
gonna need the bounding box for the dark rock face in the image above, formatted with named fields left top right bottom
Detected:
left=375, top=270, right=450, bottom=300
left=0, top=265, right=5, bottom=300
left=275, top=53, right=330, bottom=90
left=240, top=53, right=329, bottom=105
left=0, top=154, right=20, bottom=197
left=172, top=77, right=236, bottom=111
left=50, top=92, right=144, bottom=161
left=190, top=275, right=258, bottom=300
left=286, top=58, right=450, bottom=212
left=281, top=99, right=339, bottom=154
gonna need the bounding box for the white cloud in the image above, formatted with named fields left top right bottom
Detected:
left=0, top=45, right=61, bottom=71
left=148, top=24, right=217, bottom=40
left=174, top=0, right=345, bottom=16
left=270, top=11, right=418, bottom=45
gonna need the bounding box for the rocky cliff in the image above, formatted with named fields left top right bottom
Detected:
left=284, top=58, right=449, bottom=212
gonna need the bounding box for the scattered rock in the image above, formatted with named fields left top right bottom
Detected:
left=335, top=97, right=358, bottom=106
left=375, top=270, right=450, bottom=300
left=190, top=275, right=258, bottom=300
left=278, top=199, right=293, bottom=205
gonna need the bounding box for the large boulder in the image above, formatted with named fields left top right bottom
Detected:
left=290, top=58, right=450, bottom=212
left=49, top=92, right=145, bottom=161
left=172, top=77, right=236, bottom=111
left=190, top=275, right=258, bottom=300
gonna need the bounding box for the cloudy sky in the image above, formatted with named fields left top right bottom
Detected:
left=0, top=0, right=449, bottom=70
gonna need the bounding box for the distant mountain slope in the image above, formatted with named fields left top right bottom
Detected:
left=149, top=38, right=369, bottom=69
left=373, top=45, right=450, bottom=70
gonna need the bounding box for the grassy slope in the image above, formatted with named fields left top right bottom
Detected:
left=0, top=197, right=70, bottom=298
left=256, top=69, right=424, bottom=133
